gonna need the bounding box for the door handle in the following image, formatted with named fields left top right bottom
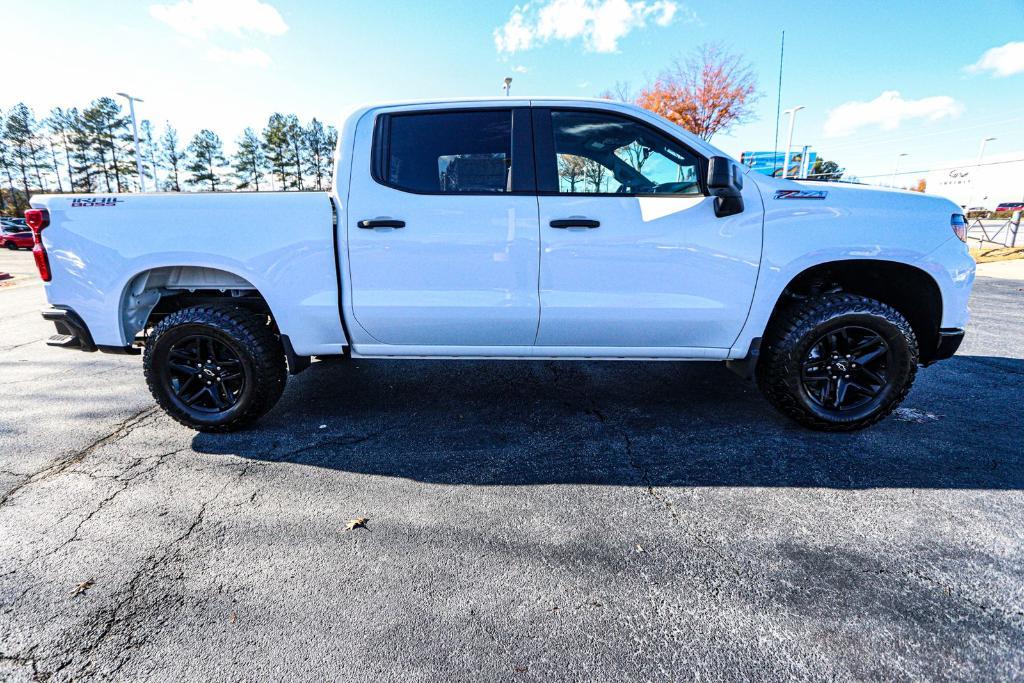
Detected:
left=549, top=218, right=600, bottom=229
left=358, top=219, right=405, bottom=229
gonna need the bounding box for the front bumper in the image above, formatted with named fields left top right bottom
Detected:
left=927, top=328, right=965, bottom=365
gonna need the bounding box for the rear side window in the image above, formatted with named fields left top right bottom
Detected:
left=379, top=110, right=513, bottom=194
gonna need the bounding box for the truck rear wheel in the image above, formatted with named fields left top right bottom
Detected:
left=756, top=294, right=918, bottom=431
left=143, top=305, right=287, bottom=432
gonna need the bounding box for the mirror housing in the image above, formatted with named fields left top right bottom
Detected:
left=707, top=156, right=744, bottom=218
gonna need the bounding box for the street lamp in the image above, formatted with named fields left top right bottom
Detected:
left=891, top=153, right=909, bottom=188
left=116, top=92, right=147, bottom=193
left=503, top=77, right=513, bottom=97
left=781, top=105, right=804, bottom=179
left=968, top=137, right=996, bottom=208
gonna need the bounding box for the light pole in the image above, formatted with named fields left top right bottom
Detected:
left=117, top=92, right=147, bottom=193
left=503, top=77, right=512, bottom=97
left=781, top=105, right=804, bottom=179
left=799, top=145, right=812, bottom=179
left=968, top=136, right=996, bottom=208
left=891, top=153, right=908, bottom=188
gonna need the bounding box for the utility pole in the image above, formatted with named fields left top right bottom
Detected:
left=781, top=105, right=804, bottom=179
left=891, top=153, right=908, bottom=188
left=117, top=92, right=147, bottom=193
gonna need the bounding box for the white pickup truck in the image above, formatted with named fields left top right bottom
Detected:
left=27, top=97, right=975, bottom=432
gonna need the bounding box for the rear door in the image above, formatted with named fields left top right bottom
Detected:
left=532, top=106, right=763, bottom=350
left=346, top=107, right=540, bottom=347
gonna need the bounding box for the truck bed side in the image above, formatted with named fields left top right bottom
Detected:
left=32, top=191, right=346, bottom=356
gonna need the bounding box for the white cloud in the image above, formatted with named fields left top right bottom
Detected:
left=494, top=0, right=680, bottom=54
left=205, top=46, right=272, bottom=68
left=150, top=0, right=288, bottom=38
left=823, top=90, right=964, bottom=138
left=965, top=41, right=1024, bottom=77
left=512, top=65, right=529, bottom=73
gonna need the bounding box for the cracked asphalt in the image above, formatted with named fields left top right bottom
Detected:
left=1, top=248, right=1023, bottom=681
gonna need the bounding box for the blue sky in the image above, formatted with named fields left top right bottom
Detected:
left=4, top=0, right=1023, bottom=182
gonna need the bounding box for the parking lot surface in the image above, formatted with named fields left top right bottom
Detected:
left=1, top=247, right=1023, bottom=681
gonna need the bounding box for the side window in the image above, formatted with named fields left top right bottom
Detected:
left=551, top=110, right=703, bottom=196
left=382, top=110, right=512, bottom=193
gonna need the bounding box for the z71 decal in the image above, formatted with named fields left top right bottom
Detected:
left=71, top=197, right=123, bottom=208
left=774, top=189, right=828, bottom=200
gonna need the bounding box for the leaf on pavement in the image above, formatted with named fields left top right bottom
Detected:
left=345, top=517, right=369, bottom=531
left=71, top=579, right=94, bottom=596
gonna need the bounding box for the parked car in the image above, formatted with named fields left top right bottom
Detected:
left=994, top=202, right=1024, bottom=218
left=27, top=97, right=975, bottom=433
left=1, top=223, right=33, bottom=250
left=965, top=206, right=990, bottom=219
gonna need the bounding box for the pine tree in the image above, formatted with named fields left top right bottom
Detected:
left=185, top=129, right=228, bottom=191
left=160, top=124, right=185, bottom=192
left=0, top=109, right=11, bottom=212
left=68, top=109, right=97, bottom=193
left=304, top=118, right=337, bottom=191
left=2, top=103, right=44, bottom=204
left=285, top=114, right=306, bottom=190
left=47, top=107, right=77, bottom=191
left=140, top=120, right=159, bottom=190
left=82, top=97, right=134, bottom=192
left=262, top=113, right=295, bottom=190
left=233, top=127, right=267, bottom=190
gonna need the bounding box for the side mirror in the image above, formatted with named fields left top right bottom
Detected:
left=707, top=156, right=744, bottom=218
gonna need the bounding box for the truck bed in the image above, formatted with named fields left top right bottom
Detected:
left=32, top=191, right=346, bottom=356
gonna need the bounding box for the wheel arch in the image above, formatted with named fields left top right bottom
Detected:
left=765, top=259, right=944, bottom=364
left=119, top=265, right=277, bottom=345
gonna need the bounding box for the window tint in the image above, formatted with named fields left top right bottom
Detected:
left=551, top=110, right=702, bottom=196
left=385, top=110, right=512, bottom=193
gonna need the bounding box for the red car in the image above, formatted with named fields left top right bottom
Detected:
left=2, top=224, right=34, bottom=250
left=995, top=202, right=1024, bottom=216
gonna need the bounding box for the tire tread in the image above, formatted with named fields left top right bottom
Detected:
left=143, top=304, right=286, bottom=432
left=756, top=293, right=919, bottom=431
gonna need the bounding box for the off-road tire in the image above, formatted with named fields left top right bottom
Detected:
left=143, top=305, right=287, bottom=432
left=756, top=293, right=918, bottom=431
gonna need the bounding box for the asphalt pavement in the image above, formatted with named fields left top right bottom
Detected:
left=1, top=247, right=1022, bottom=681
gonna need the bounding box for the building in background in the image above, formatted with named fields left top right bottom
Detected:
left=918, top=152, right=1024, bottom=209
left=740, top=150, right=817, bottom=178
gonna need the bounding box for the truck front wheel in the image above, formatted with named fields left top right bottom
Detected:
left=143, top=305, right=287, bottom=432
left=756, top=294, right=918, bottom=431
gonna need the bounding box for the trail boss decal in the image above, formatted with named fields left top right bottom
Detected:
left=774, top=190, right=828, bottom=200
left=71, top=197, right=123, bottom=208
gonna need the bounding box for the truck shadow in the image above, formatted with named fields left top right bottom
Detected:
left=192, top=355, right=1024, bottom=490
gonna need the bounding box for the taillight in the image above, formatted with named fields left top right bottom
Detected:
left=24, top=208, right=51, bottom=281
left=951, top=213, right=967, bottom=242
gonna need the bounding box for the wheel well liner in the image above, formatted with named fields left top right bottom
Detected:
left=770, top=260, right=944, bottom=363
left=121, top=266, right=273, bottom=343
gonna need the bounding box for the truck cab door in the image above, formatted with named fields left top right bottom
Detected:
left=346, top=107, right=539, bottom=347
left=532, top=107, right=763, bottom=350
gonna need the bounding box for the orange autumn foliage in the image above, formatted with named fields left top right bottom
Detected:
left=636, top=44, right=759, bottom=141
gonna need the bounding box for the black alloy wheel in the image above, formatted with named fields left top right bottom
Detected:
left=143, top=305, right=287, bottom=432
left=165, top=334, right=246, bottom=413
left=800, top=325, right=891, bottom=413
left=757, top=293, right=918, bottom=431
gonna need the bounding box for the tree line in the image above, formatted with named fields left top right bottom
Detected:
left=0, top=98, right=337, bottom=215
